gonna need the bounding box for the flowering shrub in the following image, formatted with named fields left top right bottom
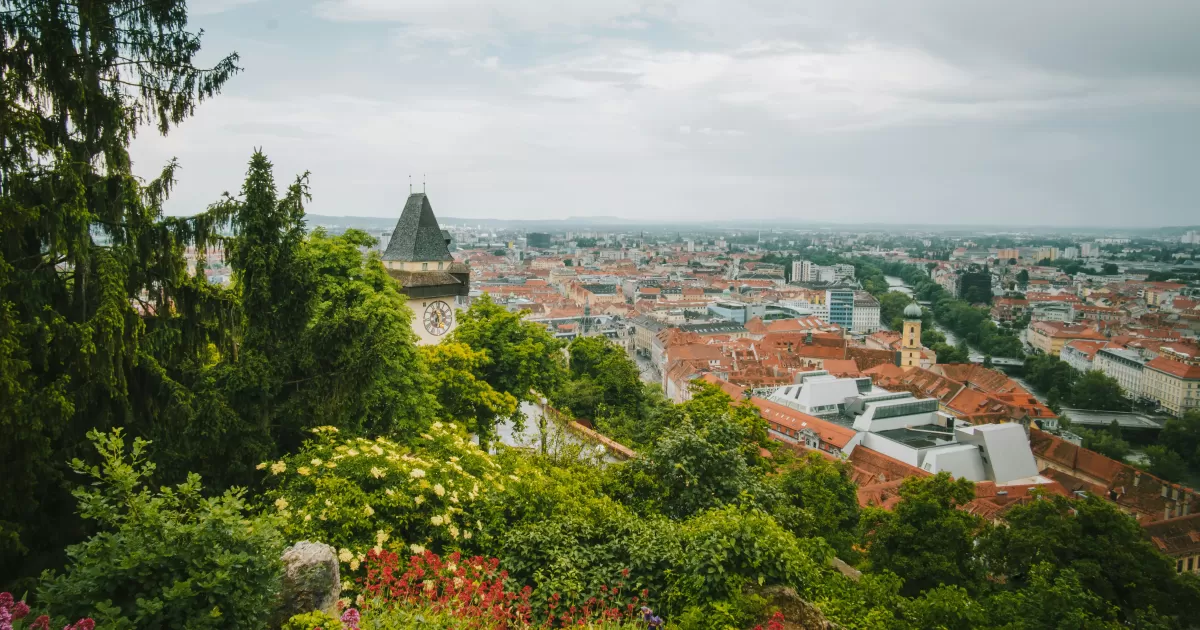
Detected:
left=1, top=592, right=91, bottom=630
left=262, top=423, right=525, bottom=591
left=357, top=549, right=644, bottom=628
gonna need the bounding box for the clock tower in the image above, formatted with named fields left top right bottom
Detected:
left=381, top=192, right=470, bottom=345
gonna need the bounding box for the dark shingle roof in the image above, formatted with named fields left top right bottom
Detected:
left=382, top=193, right=453, bottom=262
left=385, top=269, right=464, bottom=288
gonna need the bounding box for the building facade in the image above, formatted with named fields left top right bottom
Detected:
left=826, top=287, right=855, bottom=331
left=1094, top=347, right=1147, bottom=400
left=1143, top=357, right=1200, bottom=416
left=852, top=291, right=881, bottom=334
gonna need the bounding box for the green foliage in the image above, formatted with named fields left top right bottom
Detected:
left=669, top=506, right=828, bottom=614
left=1144, top=445, right=1189, bottom=483
left=984, top=563, right=1122, bottom=629
left=1159, top=409, right=1200, bottom=472
left=422, top=341, right=519, bottom=442
left=283, top=610, right=343, bottom=630
left=958, top=270, right=993, bottom=305
left=37, top=429, right=284, bottom=629
left=1022, top=354, right=1130, bottom=413
left=0, top=0, right=241, bottom=585
left=978, top=493, right=1194, bottom=623
left=773, top=453, right=861, bottom=560
left=878, top=292, right=914, bottom=331
left=901, top=585, right=987, bottom=630
left=449, top=295, right=567, bottom=441
left=559, top=336, right=646, bottom=423
left=1075, top=425, right=1132, bottom=461
left=1070, top=370, right=1129, bottom=411
left=617, top=386, right=773, bottom=520
left=862, top=473, right=984, bottom=597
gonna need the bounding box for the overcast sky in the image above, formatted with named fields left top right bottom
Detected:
left=132, top=0, right=1200, bottom=226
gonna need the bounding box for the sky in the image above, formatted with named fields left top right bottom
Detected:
left=131, top=0, right=1200, bottom=226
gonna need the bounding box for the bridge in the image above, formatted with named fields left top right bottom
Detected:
left=1059, top=408, right=1167, bottom=431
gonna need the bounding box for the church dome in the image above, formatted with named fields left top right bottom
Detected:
left=904, top=302, right=923, bottom=319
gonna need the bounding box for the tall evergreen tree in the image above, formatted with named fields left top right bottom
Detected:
left=1, top=0, right=239, bottom=587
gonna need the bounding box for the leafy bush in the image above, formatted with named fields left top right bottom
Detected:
left=671, top=505, right=829, bottom=609
left=36, top=429, right=284, bottom=629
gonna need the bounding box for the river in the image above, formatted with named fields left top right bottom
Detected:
left=884, top=275, right=984, bottom=362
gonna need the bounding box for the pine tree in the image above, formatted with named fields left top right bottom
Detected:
left=1, top=0, right=239, bottom=588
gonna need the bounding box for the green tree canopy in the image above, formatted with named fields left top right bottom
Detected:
left=863, top=473, right=985, bottom=596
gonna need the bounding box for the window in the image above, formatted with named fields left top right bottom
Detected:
left=438, top=262, right=444, bottom=270
left=1190, top=557, right=1196, bottom=572
left=422, top=262, right=429, bottom=270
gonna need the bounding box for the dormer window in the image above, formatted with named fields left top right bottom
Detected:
left=422, top=262, right=429, bottom=270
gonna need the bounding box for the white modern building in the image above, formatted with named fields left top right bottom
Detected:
left=758, top=372, right=1041, bottom=484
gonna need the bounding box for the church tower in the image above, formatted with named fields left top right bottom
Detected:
left=381, top=192, right=470, bottom=345
left=900, top=302, right=923, bottom=368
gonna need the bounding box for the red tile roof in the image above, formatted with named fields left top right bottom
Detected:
left=1146, top=357, right=1200, bottom=380
left=1143, top=513, right=1200, bottom=557
left=751, top=397, right=857, bottom=449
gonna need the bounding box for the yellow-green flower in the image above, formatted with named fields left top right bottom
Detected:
left=431, top=515, right=444, bottom=526
left=363, top=504, right=375, bottom=516
left=433, top=483, right=446, bottom=497
left=274, top=497, right=289, bottom=511
left=370, top=467, right=385, bottom=479
left=256, top=462, right=268, bottom=470
left=410, top=468, right=426, bottom=479
left=410, top=543, right=425, bottom=554
left=270, top=461, right=286, bottom=475
left=297, top=466, right=311, bottom=476
left=311, top=458, right=323, bottom=466
left=339, top=548, right=353, bottom=563
left=414, top=495, right=425, bottom=505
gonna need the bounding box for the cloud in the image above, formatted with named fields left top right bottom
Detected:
left=134, top=0, right=1200, bottom=226
left=188, top=0, right=265, bottom=15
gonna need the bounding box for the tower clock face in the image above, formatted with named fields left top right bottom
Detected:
left=423, top=300, right=453, bottom=336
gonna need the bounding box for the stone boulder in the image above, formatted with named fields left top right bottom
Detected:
left=747, top=585, right=838, bottom=630
left=275, top=541, right=340, bottom=627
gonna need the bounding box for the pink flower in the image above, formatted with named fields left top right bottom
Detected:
left=340, top=608, right=361, bottom=629
left=11, top=602, right=29, bottom=620
left=64, top=619, right=95, bottom=630
left=30, top=616, right=51, bottom=630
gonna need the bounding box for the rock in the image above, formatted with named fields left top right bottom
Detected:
left=747, top=585, right=838, bottom=630
left=275, top=541, right=341, bottom=627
